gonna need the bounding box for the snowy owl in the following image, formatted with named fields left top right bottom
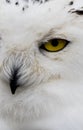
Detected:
left=0, top=0, right=83, bottom=129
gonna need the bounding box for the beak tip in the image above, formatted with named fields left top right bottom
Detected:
left=10, top=84, right=17, bottom=94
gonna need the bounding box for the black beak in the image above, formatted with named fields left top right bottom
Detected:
left=10, top=67, right=20, bottom=94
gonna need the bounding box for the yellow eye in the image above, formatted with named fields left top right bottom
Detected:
left=40, top=39, right=69, bottom=52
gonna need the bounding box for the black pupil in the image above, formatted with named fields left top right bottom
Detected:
left=51, top=39, right=59, bottom=46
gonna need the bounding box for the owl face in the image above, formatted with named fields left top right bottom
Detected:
left=0, top=0, right=83, bottom=128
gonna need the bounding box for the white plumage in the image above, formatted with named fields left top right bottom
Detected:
left=0, top=0, right=83, bottom=129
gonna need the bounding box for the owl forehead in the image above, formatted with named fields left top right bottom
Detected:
left=4, top=0, right=50, bottom=11
left=0, top=0, right=83, bottom=41
left=0, top=2, right=63, bottom=37
left=0, top=0, right=73, bottom=26
left=3, top=0, right=83, bottom=12
left=0, top=0, right=83, bottom=23
left=5, top=0, right=49, bottom=4
left=0, top=0, right=66, bottom=29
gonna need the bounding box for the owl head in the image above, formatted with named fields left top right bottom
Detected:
left=0, top=0, right=83, bottom=129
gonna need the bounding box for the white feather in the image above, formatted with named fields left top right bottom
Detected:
left=0, top=0, right=83, bottom=129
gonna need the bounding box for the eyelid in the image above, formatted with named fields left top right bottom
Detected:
left=40, top=36, right=70, bottom=43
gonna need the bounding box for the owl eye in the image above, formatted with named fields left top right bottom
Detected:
left=40, top=39, right=69, bottom=52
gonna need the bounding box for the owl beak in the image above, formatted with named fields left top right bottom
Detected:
left=10, top=67, right=20, bottom=94
left=10, top=82, right=19, bottom=94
